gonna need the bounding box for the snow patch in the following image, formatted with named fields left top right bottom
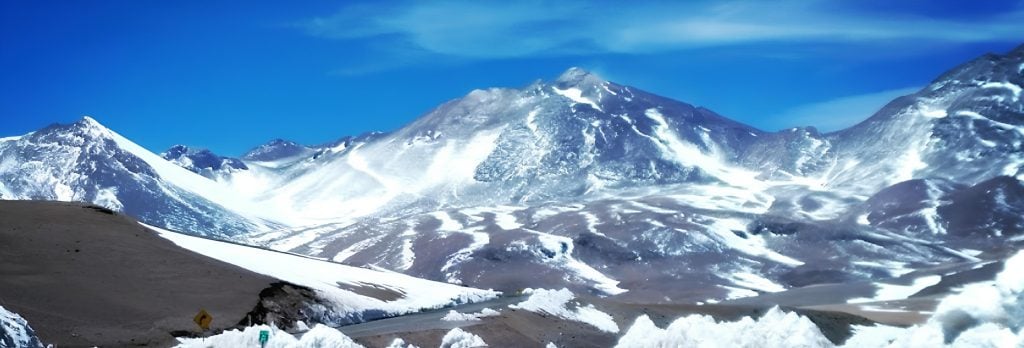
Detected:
left=440, top=308, right=500, bottom=322
left=981, top=81, right=1022, bottom=101
left=431, top=211, right=462, bottom=231
left=525, top=108, right=541, bottom=134
left=705, top=217, right=803, bottom=267
left=847, top=275, right=942, bottom=304
left=643, top=108, right=763, bottom=191
left=386, top=338, right=419, bottom=348
left=721, top=285, right=759, bottom=300
left=94, top=186, right=124, bottom=211
left=730, top=271, right=787, bottom=293
left=579, top=211, right=604, bottom=236
left=492, top=210, right=522, bottom=230
left=524, top=230, right=627, bottom=295
left=510, top=288, right=619, bottom=333
left=552, top=87, right=603, bottom=112
left=440, top=327, right=487, bottom=348
left=954, top=110, right=1024, bottom=136
left=602, top=83, right=617, bottom=95
left=441, top=224, right=490, bottom=284
left=399, top=234, right=416, bottom=271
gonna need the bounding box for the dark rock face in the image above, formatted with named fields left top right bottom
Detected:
left=237, top=282, right=389, bottom=329
left=162, top=145, right=248, bottom=178
left=242, top=139, right=313, bottom=162
left=856, top=179, right=963, bottom=235
left=940, top=176, right=1024, bottom=238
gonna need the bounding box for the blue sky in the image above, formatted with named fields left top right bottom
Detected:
left=2, top=1, right=1023, bottom=156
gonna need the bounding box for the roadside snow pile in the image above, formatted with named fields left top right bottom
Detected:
left=509, top=288, right=619, bottom=333
left=175, top=324, right=362, bottom=348
left=843, top=249, right=1024, bottom=347
left=440, top=328, right=487, bottom=348
left=615, top=307, right=831, bottom=348
left=386, top=338, right=419, bottom=348
left=1, top=305, right=44, bottom=348
left=614, top=250, right=1024, bottom=348
left=179, top=326, right=486, bottom=348
left=441, top=308, right=500, bottom=321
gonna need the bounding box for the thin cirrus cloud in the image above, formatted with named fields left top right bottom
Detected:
left=770, top=86, right=922, bottom=132
left=301, top=1, right=1024, bottom=60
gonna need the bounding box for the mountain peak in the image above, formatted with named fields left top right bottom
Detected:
left=243, top=138, right=312, bottom=162
left=555, top=67, right=605, bottom=87
left=76, top=115, right=109, bottom=131
left=51, top=115, right=116, bottom=140
left=1009, top=43, right=1024, bottom=57
left=162, top=144, right=214, bottom=157
left=162, top=145, right=248, bottom=174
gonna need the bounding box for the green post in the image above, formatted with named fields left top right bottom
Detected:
left=259, top=330, right=269, bottom=348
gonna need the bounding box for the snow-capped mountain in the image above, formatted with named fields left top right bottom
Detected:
left=770, top=44, right=1024, bottom=194
left=241, top=45, right=1024, bottom=299
left=2, top=44, right=1022, bottom=303
left=0, top=118, right=286, bottom=236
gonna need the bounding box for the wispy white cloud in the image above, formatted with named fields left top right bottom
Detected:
left=301, top=1, right=1024, bottom=59
left=771, top=86, right=921, bottom=132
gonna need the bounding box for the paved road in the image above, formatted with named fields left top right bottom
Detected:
left=338, top=295, right=526, bottom=338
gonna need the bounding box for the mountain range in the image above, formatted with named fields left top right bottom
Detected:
left=1, top=44, right=1022, bottom=304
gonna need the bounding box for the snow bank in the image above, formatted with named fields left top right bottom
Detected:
left=1, top=305, right=44, bottom=348
left=510, top=288, right=619, bottom=333
left=177, top=325, right=485, bottom=348
left=175, top=324, right=362, bottom=348
left=386, top=338, right=419, bottom=348
left=440, top=328, right=487, bottom=348
left=615, top=250, right=1024, bottom=348
left=149, top=224, right=499, bottom=324
left=615, top=307, right=831, bottom=348
left=852, top=250, right=1024, bottom=347
left=440, top=308, right=500, bottom=321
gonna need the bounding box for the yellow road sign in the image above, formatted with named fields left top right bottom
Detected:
left=193, top=309, right=213, bottom=330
